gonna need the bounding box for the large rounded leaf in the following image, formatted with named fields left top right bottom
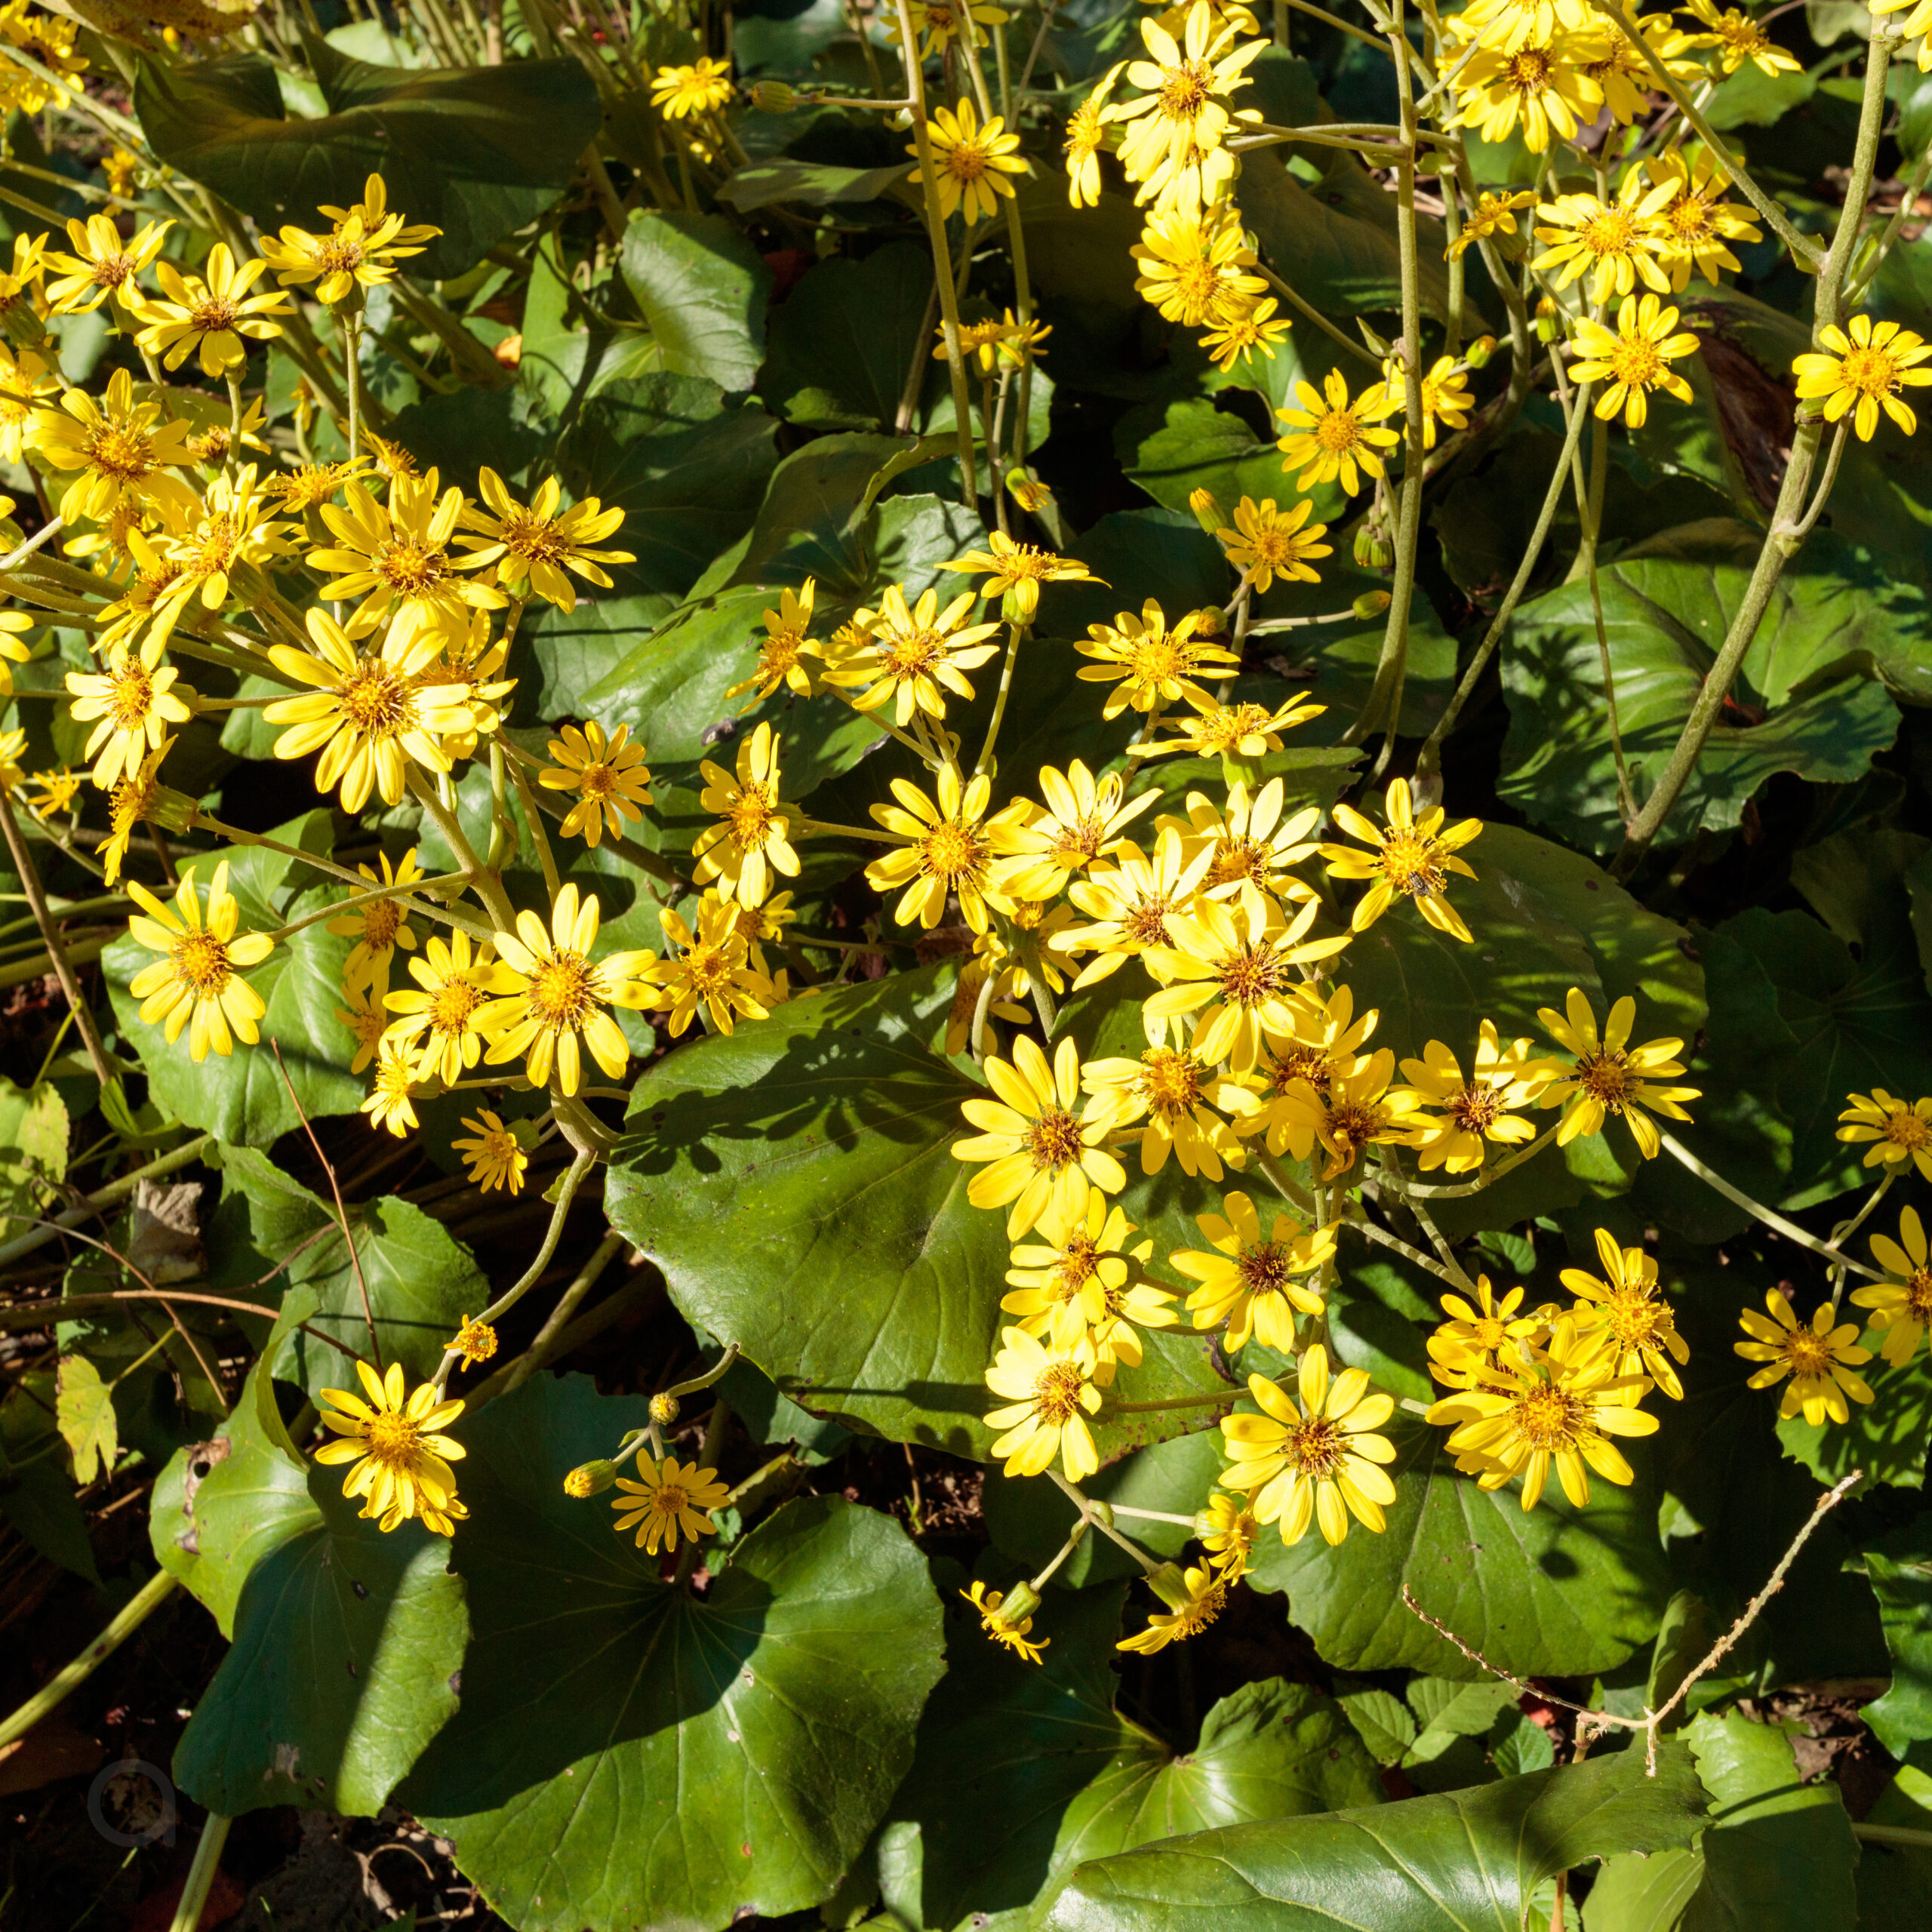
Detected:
left=404, top=1374, right=946, bottom=1932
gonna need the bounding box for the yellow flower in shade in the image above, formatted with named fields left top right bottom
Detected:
left=540, top=720, right=654, bottom=848
left=1214, top=497, right=1331, bottom=592
left=865, top=764, right=1023, bottom=934
left=481, top=884, right=656, bottom=1093
left=1448, top=189, right=1536, bottom=260
left=1386, top=355, right=1474, bottom=451
left=1113, top=2, right=1264, bottom=183
left=910, top=99, right=1028, bottom=226
left=1272, top=1048, right=1432, bottom=1181
left=314, top=1361, right=467, bottom=1535
left=1064, top=826, right=1215, bottom=986
left=1644, top=148, right=1761, bottom=289
left=1564, top=1230, right=1690, bottom=1401
left=1073, top=600, right=1239, bottom=719
left=33, top=368, right=199, bottom=526
left=0, top=230, right=45, bottom=341
left=454, top=469, right=632, bottom=611
left=448, top=1315, right=498, bottom=1371
left=644, top=896, right=773, bottom=1038
left=66, top=646, right=194, bottom=791
left=1838, top=1090, right=1932, bottom=1181
left=692, top=720, right=799, bottom=908
left=1451, top=32, right=1604, bottom=152
left=989, top=760, right=1159, bottom=903
left=1081, top=1043, right=1248, bottom=1181
left=726, top=580, right=819, bottom=711
left=1171, top=1192, right=1334, bottom=1352
left=1320, top=777, right=1483, bottom=942
left=1143, top=896, right=1348, bottom=1074
left=42, top=212, right=171, bottom=314
left=1219, top=1347, right=1398, bottom=1545
left=1425, top=1277, right=1541, bottom=1390
left=1686, top=0, right=1800, bottom=75
left=961, top=1580, right=1046, bottom=1664
left=889, top=0, right=1011, bottom=54
left=1064, top=96, right=1109, bottom=209
left=1118, top=1562, right=1226, bottom=1654
left=1852, top=1208, right=1932, bottom=1368
left=257, top=174, right=440, bottom=305
left=0, top=2, right=88, bottom=109
left=263, top=610, right=473, bottom=812
left=1131, top=208, right=1267, bottom=327
left=383, top=931, right=512, bottom=1087
left=1275, top=370, right=1401, bottom=497
left=821, top=582, right=1003, bottom=727
left=1398, top=1020, right=1555, bottom=1173
left=651, top=56, right=735, bottom=118
left=453, top=1110, right=528, bottom=1195
left=1196, top=1492, right=1261, bottom=1580
left=942, top=532, right=1097, bottom=623
left=102, top=146, right=140, bottom=198
left=1001, top=1195, right=1171, bottom=1348
left=1793, top=315, right=1932, bottom=442
left=1734, top=1288, right=1874, bottom=1425
left=1231, top=983, right=1381, bottom=1158
left=362, top=1039, right=420, bottom=1137
left=0, top=343, right=57, bottom=464
left=1162, top=777, right=1322, bottom=924
left=1153, top=691, right=1324, bottom=762
left=613, top=1455, right=731, bottom=1552
left=1429, top=1316, right=1659, bottom=1509
left=1534, top=179, right=1678, bottom=306
left=1537, top=987, right=1700, bottom=1160
left=134, top=244, right=293, bottom=377
left=984, top=1325, right=1103, bottom=1479
left=955, top=1035, right=1127, bottom=1242
left=95, top=735, right=176, bottom=884
left=125, top=861, right=274, bottom=1062
left=267, top=458, right=371, bottom=515
left=1199, top=297, right=1294, bottom=373
left=336, top=983, right=387, bottom=1076
left=329, top=847, right=423, bottom=995
left=26, top=765, right=78, bottom=817
left=1568, top=293, right=1700, bottom=429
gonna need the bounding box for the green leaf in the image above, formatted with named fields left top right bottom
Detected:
left=133, top=43, right=601, bottom=281
left=518, top=588, right=678, bottom=721
left=761, top=245, right=940, bottom=432
left=1, top=1369, right=97, bottom=1582
left=402, top=1374, right=946, bottom=1932
left=1777, top=1342, right=1932, bottom=1490
left=1582, top=1846, right=1705, bottom=1932
left=1244, top=1413, right=1670, bottom=1680
left=0, top=1072, right=68, bottom=1238
left=619, top=211, right=773, bottom=393
left=1123, top=394, right=1346, bottom=541
left=1853, top=1770, right=1932, bottom=1931
left=1045, top=1739, right=1706, bottom=1932
left=55, top=1355, right=117, bottom=1486
left=717, top=155, right=910, bottom=212
left=605, top=979, right=1235, bottom=1456
left=1336, top=1686, right=1417, bottom=1766
left=1861, top=1521, right=1932, bottom=1761
left=891, top=1585, right=1383, bottom=1929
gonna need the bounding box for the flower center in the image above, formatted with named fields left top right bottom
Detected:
left=361, top=900, right=401, bottom=950
left=1284, top=1414, right=1343, bottom=1476
left=1783, top=1330, right=1834, bottom=1377
left=87, top=423, right=153, bottom=481
left=1448, top=1083, right=1505, bottom=1133
left=1121, top=897, right=1177, bottom=947
left=1841, top=343, right=1902, bottom=398
left=920, top=820, right=987, bottom=886
left=374, top=537, right=451, bottom=598
left=1907, top=1269, right=1932, bottom=1320
left=1580, top=210, right=1639, bottom=258
left=528, top=951, right=596, bottom=1028
left=107, top=660, right=154, bottom=728
left=1023, top=1105, right=1085, bottom=1173
left=1380, top=829, right=1446, bottom=898
left=1314, top=408, right=1362, bottom=454
left=1513, top=1383, right=1588, bottom=1451
left=1577, top=1048, right=1634, bottom=1112
left=338, top=659, right=417, bottom=739
left=1883, top=1112, right=1931, bottom=1150
left=1610, top=334, right=1663, bottom=387
left=1668, top=194, right=1715, bottom=239
left=1217, top=945, right=1286, bottom=1009
left=1158, top=58, right=1214, bottom=122
left=1324, top=1100, right=1388, bottom=1162
left=998, top=546, right=1054, bottom=582
left=945, top=140, right=991, bottom=183
left=1236, top=1240, right=1292, bottom=1297
left=90, top=251, right=135, bottom=290
left=1130, top=634, right=1188, bottom=685
left=1171, top=1580, right=1225, bottom=1635
left=500, top=509, right=569, bottom=566
left=681, top=941, right=736, bottom=995
left=316, top=235, right=367, bottom=277
left=189, top=296, right=240, bottom=334
left=579, top=763, right=622, bottom=801
left=657, top=1482, right=691, bottom=1514
left=1208, top=835, right=1270, bottom=891
left=362, top=1409, right=421, bottom=1465
left=1050, top=1238, right=1100, bottom=1298
left=728, top=784, right=779, bottom=849
left=1603, top=1291, right=1665, bottom=1348
left=1140, top=1048, right=1201, bottom=1115
left=429, top=977, right=483, bottom=1034
left=881, top=627, right=945, bottom=678
left=172, top=931, right=231, bottom=995
left=1032, top=1359, right=1088, bottom=1424
left=1265, top=1041, right=1333, bottom=1097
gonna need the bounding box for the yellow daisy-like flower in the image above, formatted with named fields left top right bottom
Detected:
left=362, top=1038, right=421, bottom=1137
left=1117, top=1562, right=1226, bottom=1654
left=329, top=847, right=424, bottom=995
left=1320, top=778, right=1483, bottom=943
left=102, top=145, right=140, bottom=198
left=821, top=582, right=1004, bottom=728
left=910, top=98, right=1029, bottom=226
left=941, top=532, right=1097, bottom=623
left=1644, top=148, right=1761, bottom=290
left=257, top=174, right=440, bottom=306
left=1199, top=297, right=1294, bottom=372
left=866, top=764, right=1024, bottom=935
left=26, top=765, right=79, bottom=817
left=454, top=469, right=632, bottom=612
left=1214, top=497, right=1331, bottom=593
left=95, top=735, right=176, bottom=885
left=644, top=896, right=773, bottom=1038
left=1398, top=1020, right=1555, bottom=1174
left=539, top=720, right=654, bottom=848
left=267, top=458, right=372, bottom=515
left=1734, top=1288, right=1874, bottom=1426
left=1275, top=369, right=1401, bottom=497
left=989, top=759, right=1159, bottom=904
left=651, top=55, right=735, bottom=118
left=42, top=211, right=171, bottom=314
left=1171, top=1190, right=1334, bottom=1352
left=65, top=645, right=194, bottom=791
left=314, top=1361, right=467, bottom=1535
left=1272, top=1048, right=1432, bottom=1181
left=1081, top=1042, right=1249, bottom=1181
left=1162, top=777, right=1322, bottom=925
left=1385, top=354, right=1474, bottom=451
left=337, top=983, right=387, bottom=1075
left=1429, top=1316, right=1658, bottom=1509
left=1567, top=292, right=1700, bottom=429
left=1533, top=177, right=1678, bottom=306
left=692, top=720, right=799, bottom=908
left=33, top=368, right=199, bottom=527
left=1564, top=1229, right=1690, bottom=1401
left=1001, top=1195, right=1171, bottom=1351
left=890, top=0, right=1011, bottom=54
left=1196, top=1492, right=1262, bottom=1581
left=1686, top=0, right=1801, bottom=75
left=725, top=579, right=819, bottom=711
left=1064, top=96, right=1110, bottom=209
left=125, top=860, right=275, bottom=1063
left=1425, top=1276, right=1541, bottom=1389
left=0, top=341, right=57, bottom=464
left=1852, top=1208, right=1932, bottom=1368
left=1448, top=189, right=1537, bottom=260
left=961, top=1580, right=1047, bottom=1664
left=263, top=609, right=473, bottom=813
left=1064, top=826, right=1214, bottom=986
left=1537, top=986, right=1700, bottom=1160
left=383, top=930, right=512, bottom=1088
left=613, top=1456, right=731, bottom=1552
left=1131, top=208, right=1268, bottom=328
left=955, top=1034, right=1127, bottom=1242
left=453, top=1109, right=528, bottom=1195
left=1837, top=1089, right=1932, bottom=1182
left=448, top=1315, right=498, bottom=1371
left=1152, top=691, right=1325, bottom=762
left=1219, top=1347, right=1398, bottom=1546
left=1793, top=315, right=1932, bottom=442
left=1451, top=32, right=1604, bottom=152
left=1073, top=599, right=1239, bottom=719
left=1113, top=2, right=1265, bottom=184
left=481, top=882, right=657, bottom=1094
left=1230, top=983, right=1381, bottom=1158
left=133, top=244, right=292, bottom=377
left=984, top=1324, right=1103, bottom=1479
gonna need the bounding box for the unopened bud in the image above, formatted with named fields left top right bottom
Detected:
left=1352, top=589, right=1392, bottom=620
left=0, top=298, right=46, bottom=349
left=565, top=1459, right=617, bottom=1498
left=1534, top=296, right=1561, bottom=345
left=1353, top=525, right=1395, bottom=571
left=1146, top=1561, right=1192, bottom=1611
left=996, top=1580, right=1043, bottom=1626
left=1464, top=334, right=1497, bottom=370
left=650, top=1391, right=681, bottom=1426
left=1189, top=486, right=1228, bottom=534
left=1008, top=472, right=1054, bottom=513
left=750, top=79, right=798, bottom=112
left=1085, top=1499, right=1115, bottom=1530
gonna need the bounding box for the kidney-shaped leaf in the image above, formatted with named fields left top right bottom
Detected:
left=620, top=210, right=772, bottom=393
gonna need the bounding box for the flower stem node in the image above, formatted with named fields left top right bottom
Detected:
left=1145, top=1560, right=1192, bottom=1611
left=565, top=1459, right=617, bottom=1499
left=1084, top=1498, right=1115, bottom=1531
left=649, top=1390, right=682, bottom=1426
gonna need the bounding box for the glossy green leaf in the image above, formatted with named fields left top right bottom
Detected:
left=717, top=155, right=910, bottom=212
left=0, top=1074, right=67, bottom=1235
left=620, top=211, right=772, bottom=393
left=761, top=245, right=944, bottom=431
left=1861, top=1521, right=1932, bottom=1761
left=402, top=1374, right=946, bottom=1932
left=1583, top=1846, right=1705, bottom=1932
left=518, top=589, right=678, bottom=722
left=54, top=1355, right=116, bottom=1485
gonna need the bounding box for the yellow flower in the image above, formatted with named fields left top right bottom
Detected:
left=1537, top=986, right=1700, bottom=1160
left=540, top=720, right=654, bottom=848
left=1269, top=1048, right=1431, bottom=1181
left=453, top=1109, right=528, bottom=1195
left=1214, top=496, right=1331, bottom=592
left=314, top=1361, right=467, bottom=1535
left=866, top=764, right=1023, bottom=934
left=1230, top=983, right=1381, bottom=1158
left=362, top=1038, right=420, bottom=1137
left=328, top=847, right=423, bottom=995
left=454, top=469, right=632, bottom=611
left=383, top=930, right=512, bottom=1088
left=1064, top=96, right=1109, bottom=209
left=102, top=145, right=140, bottom=198
left=1064, top=825, right=1214, bottom=985
left=1073, top=599, right=1239, bottom=719
left=910, top=98, right=1029, bottom=226
left=1425, top=1276, right=1540, bottom=1389
left=1448, top=189, right=1536, bottom=260
left=336, top=983, right=387, bottom=1076
left=1162, top=777, right=1322, bottom=927
left=1852, top=1208, right=1932, bottom=1368
left=1564, top=1229, right=1690, bottom=1400
left=820, top=582, right=1004, bottom=727
left=961, top=1580, right=1046, bottom=1664
left=1534, top=178, right=1678, bottom=305
left=989, top=759, right=1159, bottom=903
left=1567, top=293, right=1700, bottom=428
left=692, top=719, right=799, bottom=908
left=258, top=173, right=441, bottom=305
left=1686, top=0, right=1800, bottom=74
left=42, top=211, right=171, bottom=314
left=1199, top=297, right=1294, bottom=372
left=889, top=0, right=1011, bottom=53
left=95, top=735, right=176, bottom=884
left=26, top=764, right=78, bottom=817
left=267, top=458, right=372, bottom=515
left=1386, top=354, right=1474, bottom=451
left=0, top=341, right=57, bottom=464
left=133, top=244, right=292, bottom=377
left=651, top=55, right=735, bottom=118
left=448, top=1315, right=498, bottom=1371
left=1735, top=1287, right=1874, bottom=1425
left=1171, top=1190, right=1334, bottom=1352
left=1117, top=1561, right=1226, bottom=1654
left=1113, top=2, right=1265, bottom=186
left=1321, top=779, right=1482, bottom=942
left=1275, top=369, right=1401, bottom=497
left=613, top=1455, right=731, bottom=1552
left=1196, top=1492, right=1261, bottom=1580
left=1001, top=1195, right=1170, bottom=1351
left=644, top=896, right=773, bottom=1038
left=1131, top=208, right=1267, bottom=327
left=0, top=605, right=30, bottom=703
left=1451, top=31, right=1604, bottom=150
left=1644, top=148, right=1761, bottom=289
left=942, top=531, right=1097, bottom=623
left=955, top=1035, right=1126, bottom=1241
left=1837, top=1089, right=1932, bottom=1181
left=1398, top=1020, right=1554, bottom=1173
left=125, top=861, right=274, bottom=1062
left=33, top=368, right=199, bottom=526
left=0, top=2, right=87, bottom=110
left=984, top=1324, right=1103, bottom=1478
left=1152, top=691, right=1324, bottom=761
left=725, top=580, right=819, bottom=710
left=1081, top=1042, right=1249, bottom=1180
left=263, top=609, right=473, bottom=812
left=66, top=645, right=194, bottom=791
left=1793, top=315, right=1932, bottom=441
left=146, top=468, right=297, bottom=649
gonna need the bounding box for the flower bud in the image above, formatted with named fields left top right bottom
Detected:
left=1189, top=486, right=1227, bottom=534
left=565, top=1459, right=617, bottom=1498
left=1464, top=334, right=1497, bottom=370
left=0, top=300, right=46, bottom=350
left=1353, top=525, right=1395, bottom=571
left=995, top=1580, right=1043, bottom=1626
left=1352, top=589, right=1392, bottom=620
left=751, top=79, right=798, bottom=112
left=650, top=1391, right=681, bottom=1426
left=1146, top=1561, right=1192, bottom=1611
left=1008, top=472, right=1054, bottom=513
left=1534, top=296, right=1561, bottom=345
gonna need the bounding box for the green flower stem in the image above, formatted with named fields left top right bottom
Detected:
left=974, top=620, right=1027, bottom=780
left=1405, top=1122, right=1560, bottom=1197
left=408, top=769, right=518, bottom=931
left=265, top=870, right=469, bottom=945
left=1281, top=0, right=1388, bottom=50
left=1659, top=1131, right=1885, bottom=1281
left=1560, top=380, right=1635, bottom=823
left=1827, top=1170, right=1894, bottom=1311
left=168, top=1814, right=232, bottom=1932
left=795, top=816, right=901, bottom=844
left=1847, top=136, right=1932, bottom=303
left=1103, top=1387, right=1241, bottom=1415
left=0, top=512, right=65, bottom=571
left=1108, top=1503, right=1200, bottom=1526
left=343, top=314, right=363, bottom=464
left=0, top=793, right=115, bottom=1087
left=1027, top=1526, right=1086, bottom=1594
left=0, top=1567, right=177, bottom=1753
left=1853, top=1824, right=1932, bottom=1850
left=1048, top=1469, right=1164, bottom=1571
left=1787, top=417, right=1852, bottom=543
left=675, top=1395, right=734, bottom=1587
left=509, top=755, right=563, bottom=898
left=0, top=934, right=106, bottom=990
left=1257, top=264, right=1380, bottom=368
left=1374, top=1149, right=1475, bottom=1288
left=501, top=737, right=687, bottom=888
left=1353, top=1213, right=1464, bottom=1285
left=1256, top=1149, right=1316, bottom=1214
left=496, top=1229, right=627, bottom=1395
